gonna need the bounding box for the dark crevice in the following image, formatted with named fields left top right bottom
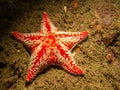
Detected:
left=0, top=0, right=44, bottom=31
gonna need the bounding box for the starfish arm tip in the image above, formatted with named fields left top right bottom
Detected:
left=83, top=31, right=89, bottom=37
left=11, top=31, right=20, bottom=38
left=43, top=11, right=47, bottom=14
left=11, top=31, right=16, bottom=35
left=43, top=12, right=48, bottom=17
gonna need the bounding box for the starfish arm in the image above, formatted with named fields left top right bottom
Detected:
left=56, top=31, right=88, bottom=50
left=55, top=43, right=84, bottom=75
left=26, top=44, right=51, bottom=82
left=12, top=31, right=43, bottom=49
left=40, top=12, right=57, bottom=33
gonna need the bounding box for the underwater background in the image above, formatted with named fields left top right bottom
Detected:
left=0, top=0, right=120, bottom=90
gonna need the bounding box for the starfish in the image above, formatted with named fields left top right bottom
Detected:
left=12, top=12, right=88, bottom=82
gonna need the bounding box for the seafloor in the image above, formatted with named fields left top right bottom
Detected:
left=0, top=0, right=120, bottom=90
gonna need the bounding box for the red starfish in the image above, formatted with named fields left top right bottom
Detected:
left=12, top=12, right=88, bottom=82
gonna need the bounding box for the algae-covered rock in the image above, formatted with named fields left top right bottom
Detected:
left=0, top=0, right=120, bottom=90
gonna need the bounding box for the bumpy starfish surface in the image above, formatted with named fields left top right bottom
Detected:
left=12, top=12, right=88, bottom=82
